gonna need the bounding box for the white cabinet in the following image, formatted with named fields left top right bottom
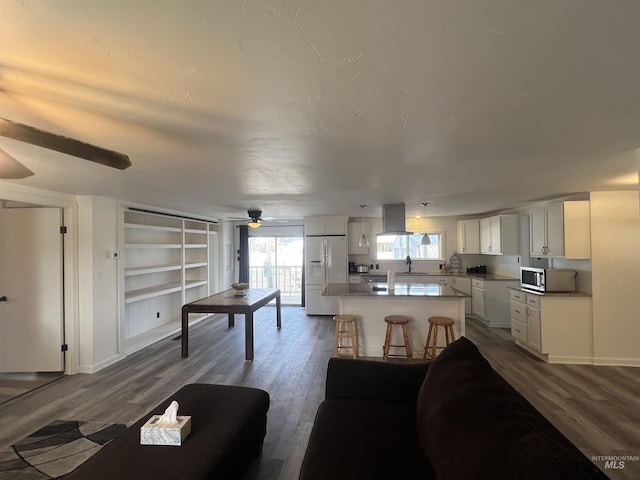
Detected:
left=526, top=295, right=542, bottom=352
left=348, top=221, right=370, bottom=254
left=123, top=210, right=216, bottom=354
left=471, top=277, right=520, bottom=327
left=304, top=216, right=348, bottom=236
left=457, top=219, right=480, bottom=254
left=471, top=279, right=485, bottom=317
left=452, top=276, right=472, bottom=313
left=510, top=289, right=593, bottom=363
left=511, top=290, right=542, bottom=351
left=480, top=215, right=518, bottom=255
left=530, top=201, right=590, bottom=259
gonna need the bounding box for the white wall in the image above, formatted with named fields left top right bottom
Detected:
left=220, top=221, right=236, bottom=289
left=590, top=191, right=640, bottom=366
left=77, top=196, right=121, bottom=373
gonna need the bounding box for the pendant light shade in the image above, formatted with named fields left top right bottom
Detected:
left=358, top=204, right=369, bottom=247
left=420, top=202, right=431, bottom=246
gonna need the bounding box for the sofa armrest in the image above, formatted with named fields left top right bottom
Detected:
left=325, top=358, right=430, bottom=405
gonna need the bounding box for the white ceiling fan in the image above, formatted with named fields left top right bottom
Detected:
left=0, top=117, right=131, bottom=179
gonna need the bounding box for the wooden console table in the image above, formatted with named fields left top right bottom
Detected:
left=181, top=288, right=281, bottom=360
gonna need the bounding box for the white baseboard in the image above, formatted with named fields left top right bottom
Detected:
left=78, top=353, right=124, bottom=374
left=593, top=357, right=640, bottom=367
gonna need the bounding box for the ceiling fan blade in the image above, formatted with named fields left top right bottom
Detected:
left=0, top=118, right=131, bottom=170
left=0, top=148, right=34, bottom=179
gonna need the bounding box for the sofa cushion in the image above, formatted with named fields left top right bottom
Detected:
left=299, top=398, right=435, bottom=480
left=416, top=337, right=608, bottom=480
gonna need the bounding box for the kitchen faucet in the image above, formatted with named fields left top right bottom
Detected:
left=405, top=255, right=412, bottom=273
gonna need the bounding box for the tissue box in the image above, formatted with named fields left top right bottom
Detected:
left=140, top=415, right=192, bottom=446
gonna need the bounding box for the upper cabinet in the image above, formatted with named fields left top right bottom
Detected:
left=456, top=219, right=480, bottom=254
left=348, top=221, right=371, bottom=254
left=529, top=201, right=590, bottom=259
left=480, top=215, right=518, bottom=255
left=304, top=216, right=348, bottom=235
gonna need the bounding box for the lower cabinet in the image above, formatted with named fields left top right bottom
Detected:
left=452, top=276, right=472, bottom=313
left=510, top=289, right=593, bottom=364
left=470, top=278, right=519, bottom=327
left=471, top=279, right=485, bottom=318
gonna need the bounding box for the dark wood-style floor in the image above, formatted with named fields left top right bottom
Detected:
left=1, top=307, right=638, bottom=479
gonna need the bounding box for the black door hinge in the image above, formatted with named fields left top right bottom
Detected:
left=61, top=344, right=68, bottom=352
left=60, top=226, right=68, bottom=234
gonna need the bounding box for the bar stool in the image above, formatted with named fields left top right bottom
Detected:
left=382, top=315, right=412, bottom=361
left=333, top=315, right=358, bottom=358
left=423, top=316, right=456, bottom=360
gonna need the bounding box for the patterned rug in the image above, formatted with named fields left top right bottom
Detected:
left=0, top=420, right=127, bottom=479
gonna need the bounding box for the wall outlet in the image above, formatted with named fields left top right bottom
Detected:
left=109, top=251, right=120, bottom=259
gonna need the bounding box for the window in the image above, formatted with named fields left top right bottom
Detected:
left=376, top=233, right=444, bottom=260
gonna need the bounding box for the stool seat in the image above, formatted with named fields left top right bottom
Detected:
left=384, top=315, right=410, bottom=325
left=333, top=315, right=358, bottom=358
left=423, top=316, right=456, bottom=360
left=383, top=315, right=412, bottom=361
left=428, top=316, right=455, bottom=327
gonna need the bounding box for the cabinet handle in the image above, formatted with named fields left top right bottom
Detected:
left=0, top=296, right=6, bottom=302
left=514, top=309, right=521, bottom=314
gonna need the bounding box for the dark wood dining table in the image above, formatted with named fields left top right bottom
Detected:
left=181, top=288, right=281, bottom=360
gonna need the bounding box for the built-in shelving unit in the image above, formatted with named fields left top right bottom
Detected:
left=122, top=209, right=217, bottom=354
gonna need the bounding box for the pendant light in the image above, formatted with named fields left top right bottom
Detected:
left=358, top=204, right=369, bottom=247
left=420, top=202, right=431, bottom=246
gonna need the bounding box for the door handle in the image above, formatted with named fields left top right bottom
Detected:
left=0, top=296, right=7, bottom=302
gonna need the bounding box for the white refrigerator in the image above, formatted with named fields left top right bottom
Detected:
left=305, top=235, right=348, bottom=315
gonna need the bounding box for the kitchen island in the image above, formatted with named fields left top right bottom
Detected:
left=323, top=282, right=470, bottom=358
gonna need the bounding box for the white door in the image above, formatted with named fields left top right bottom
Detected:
left=0, top=208, right=64, bottom=372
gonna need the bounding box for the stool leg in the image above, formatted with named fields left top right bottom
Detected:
left=445, top=324, right=451, bottom=346
left=430, top=325, right=439, bottom=358
left=333, top=322, right=340, bottom=357
left=447, top=325, right=456, bottom=344
left=424, top=324, right=434, bottom=360
left=402, top=324, right=412, bottom=360
left=383, top=324, right=392, bottom=361
left=349, top=321, right=358, bottom=359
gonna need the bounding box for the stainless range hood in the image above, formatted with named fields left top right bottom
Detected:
left=378, top=203, right=414, bottom=235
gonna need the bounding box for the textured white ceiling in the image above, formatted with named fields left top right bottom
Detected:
left=1, top=0, right=639, bottom=220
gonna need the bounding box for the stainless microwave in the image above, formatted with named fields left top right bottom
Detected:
left=520, top=267, right=576, bottom=293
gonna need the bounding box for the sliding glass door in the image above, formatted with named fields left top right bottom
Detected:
left=248, top=236, right=303, bottom=305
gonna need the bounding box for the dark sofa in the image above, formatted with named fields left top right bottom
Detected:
left=299, top=337, right=608, bottom=480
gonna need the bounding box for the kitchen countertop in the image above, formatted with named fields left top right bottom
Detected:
left=508, top=286, right=592, bottom=297
left=323, top=282, right=470, bottom=298
left=356, top=272, right=518, bottom=281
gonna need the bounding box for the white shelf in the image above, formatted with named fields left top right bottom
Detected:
left=125, top=263, right=182, bottom=276
left=185, top=262, right=208, bottom=269
left=122, top=209, right=213, bottom=354
left=125, top=223, right=182, bottom=233
left=185, top=279, right=208, bottom=290
left=125, top=282, right=182, bottom=303
left=126, top=243, right=182, bottom=249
